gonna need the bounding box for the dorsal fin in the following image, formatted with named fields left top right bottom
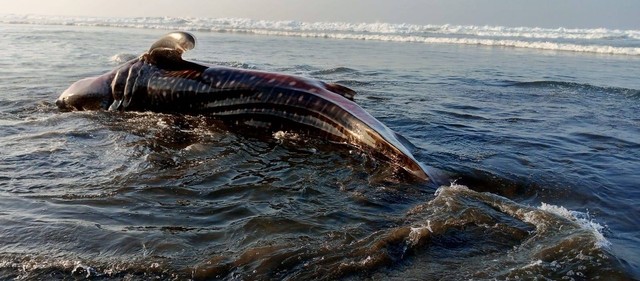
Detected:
left=145, top=32, right=196, bottom=66
left=324, top=82, right=357, bottom=101
left=149, top=31, right=196, bottom=55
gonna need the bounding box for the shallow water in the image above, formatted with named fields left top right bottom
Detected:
left=0, top=21, right=639, bottom=280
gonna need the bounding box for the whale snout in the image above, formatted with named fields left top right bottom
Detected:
left=55, top=97, right=68, bottom=110
left=57, top=76, right=113, bottom=111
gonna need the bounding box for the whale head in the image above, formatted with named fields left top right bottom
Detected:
left=56, top=75, right=113, bottom=111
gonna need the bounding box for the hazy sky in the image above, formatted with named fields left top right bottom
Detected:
left=2, top=0, right=639, bottom=29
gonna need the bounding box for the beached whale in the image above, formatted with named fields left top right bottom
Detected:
left=56, top=31, right=430, bottom=181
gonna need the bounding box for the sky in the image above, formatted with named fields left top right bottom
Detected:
left=2, top=0, right=639, bottom=29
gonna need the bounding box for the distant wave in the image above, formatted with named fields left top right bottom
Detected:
left=506, top=80, right=640, bottom=95
left=2, top=14, right=639, bottom=56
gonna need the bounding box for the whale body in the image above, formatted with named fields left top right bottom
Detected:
left=56, top=32, right=430, bottom=181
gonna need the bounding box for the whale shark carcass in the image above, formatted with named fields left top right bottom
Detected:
left=56, top=32, right=430, bottom=181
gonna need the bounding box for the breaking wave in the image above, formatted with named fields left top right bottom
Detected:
left=2, top=14, right=639, bottom=56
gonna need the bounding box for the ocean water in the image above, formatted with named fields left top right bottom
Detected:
left=0, top=15, right=639, bottom=280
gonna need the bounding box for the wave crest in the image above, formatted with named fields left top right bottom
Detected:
left=2, top=14, right=639, bottom=56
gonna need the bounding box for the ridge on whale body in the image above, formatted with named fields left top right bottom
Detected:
left=56, top=31, right=430, bottom=181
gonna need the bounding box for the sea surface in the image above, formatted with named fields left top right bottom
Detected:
left=0, top=15, right=639, bottom=280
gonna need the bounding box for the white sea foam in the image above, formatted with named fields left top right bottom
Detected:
left=109, top=53, right=137, bottom=64
left=538, top=202, right=611, bottom=249
left=2, top=14, right=639, bottom=56
left=436, top=184, right=612, bottom=250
